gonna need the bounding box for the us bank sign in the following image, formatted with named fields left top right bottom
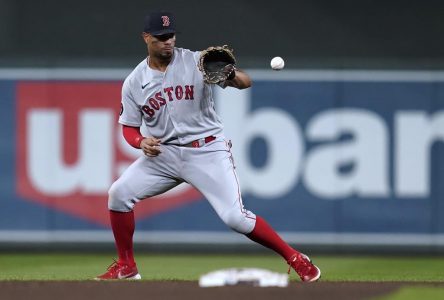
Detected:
left=1, top=69, right=444, bottom=247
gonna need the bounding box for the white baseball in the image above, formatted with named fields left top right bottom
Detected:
left=270, top=56, right=285, bottom=70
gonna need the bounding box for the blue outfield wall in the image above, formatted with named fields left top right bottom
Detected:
left=1, top=70, right=444, bottom=247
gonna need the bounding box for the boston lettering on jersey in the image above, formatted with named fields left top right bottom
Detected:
left=141, top=85, right=194, bottom=117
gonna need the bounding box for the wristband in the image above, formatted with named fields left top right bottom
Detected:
left=227, top=68, right=236, bottom=80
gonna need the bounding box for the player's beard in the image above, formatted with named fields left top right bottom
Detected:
left=160, top=51, right=173, bottom=59
left=155, top=50, right=173, bottom=63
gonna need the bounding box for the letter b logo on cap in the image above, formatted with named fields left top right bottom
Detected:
left=161, top=16, right=170, bottom=27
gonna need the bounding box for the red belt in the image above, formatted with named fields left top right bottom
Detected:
left=185, top=136, right=216, bottom=148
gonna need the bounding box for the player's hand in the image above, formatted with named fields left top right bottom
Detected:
left=140, top=137, right=162, bottom=157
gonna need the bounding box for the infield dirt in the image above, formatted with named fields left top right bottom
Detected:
left=2, top=281, right=444, bottom=300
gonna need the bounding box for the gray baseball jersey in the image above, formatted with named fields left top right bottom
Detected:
left=119, top=47, right=223, bottom=144
left=109, top=47, right=256, bottom=234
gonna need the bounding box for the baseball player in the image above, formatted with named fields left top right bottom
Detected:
left=96, top=11, right=321, bottom=282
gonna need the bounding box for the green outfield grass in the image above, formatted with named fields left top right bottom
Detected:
left=374, top=286, right=444, bottom=300
left=1, top=253, right=444, bottom=282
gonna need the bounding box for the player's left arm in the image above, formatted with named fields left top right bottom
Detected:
left=225, top=68, right=252, bottom=89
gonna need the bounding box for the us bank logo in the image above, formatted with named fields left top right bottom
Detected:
left=14, top=75, right=444, bottom=227
left=16, top=82, right=202, bottom=226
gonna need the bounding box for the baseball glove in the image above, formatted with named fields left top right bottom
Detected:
left=198, top=45, right=236, bottom=84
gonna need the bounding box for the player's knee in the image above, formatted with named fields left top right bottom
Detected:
left=107, top=181, right=136, bottom=212
left=220, top=209, right=255, bottom=234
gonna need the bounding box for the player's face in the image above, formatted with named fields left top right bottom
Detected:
left=143, top=33, right=176, bottom=60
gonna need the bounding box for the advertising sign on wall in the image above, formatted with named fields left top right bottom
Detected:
left=1, top=70, right=443, bottom=246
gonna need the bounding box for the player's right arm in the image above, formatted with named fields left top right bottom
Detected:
left=119, top=76, right=161, bottom=157
left=122, top=125, right=161, bottom=157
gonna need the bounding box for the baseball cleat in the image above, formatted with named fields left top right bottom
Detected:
left=287, top=253, right=321, bottom=282
left=95, top=260, right=141, bottom=280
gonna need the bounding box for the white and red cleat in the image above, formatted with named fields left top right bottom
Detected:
left=95, top=260, right=141, bottom=280
left=287, top=253, right=321, bottom=282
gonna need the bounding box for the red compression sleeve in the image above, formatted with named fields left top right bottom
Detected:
left=122, top=125, right=145, bottom=149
